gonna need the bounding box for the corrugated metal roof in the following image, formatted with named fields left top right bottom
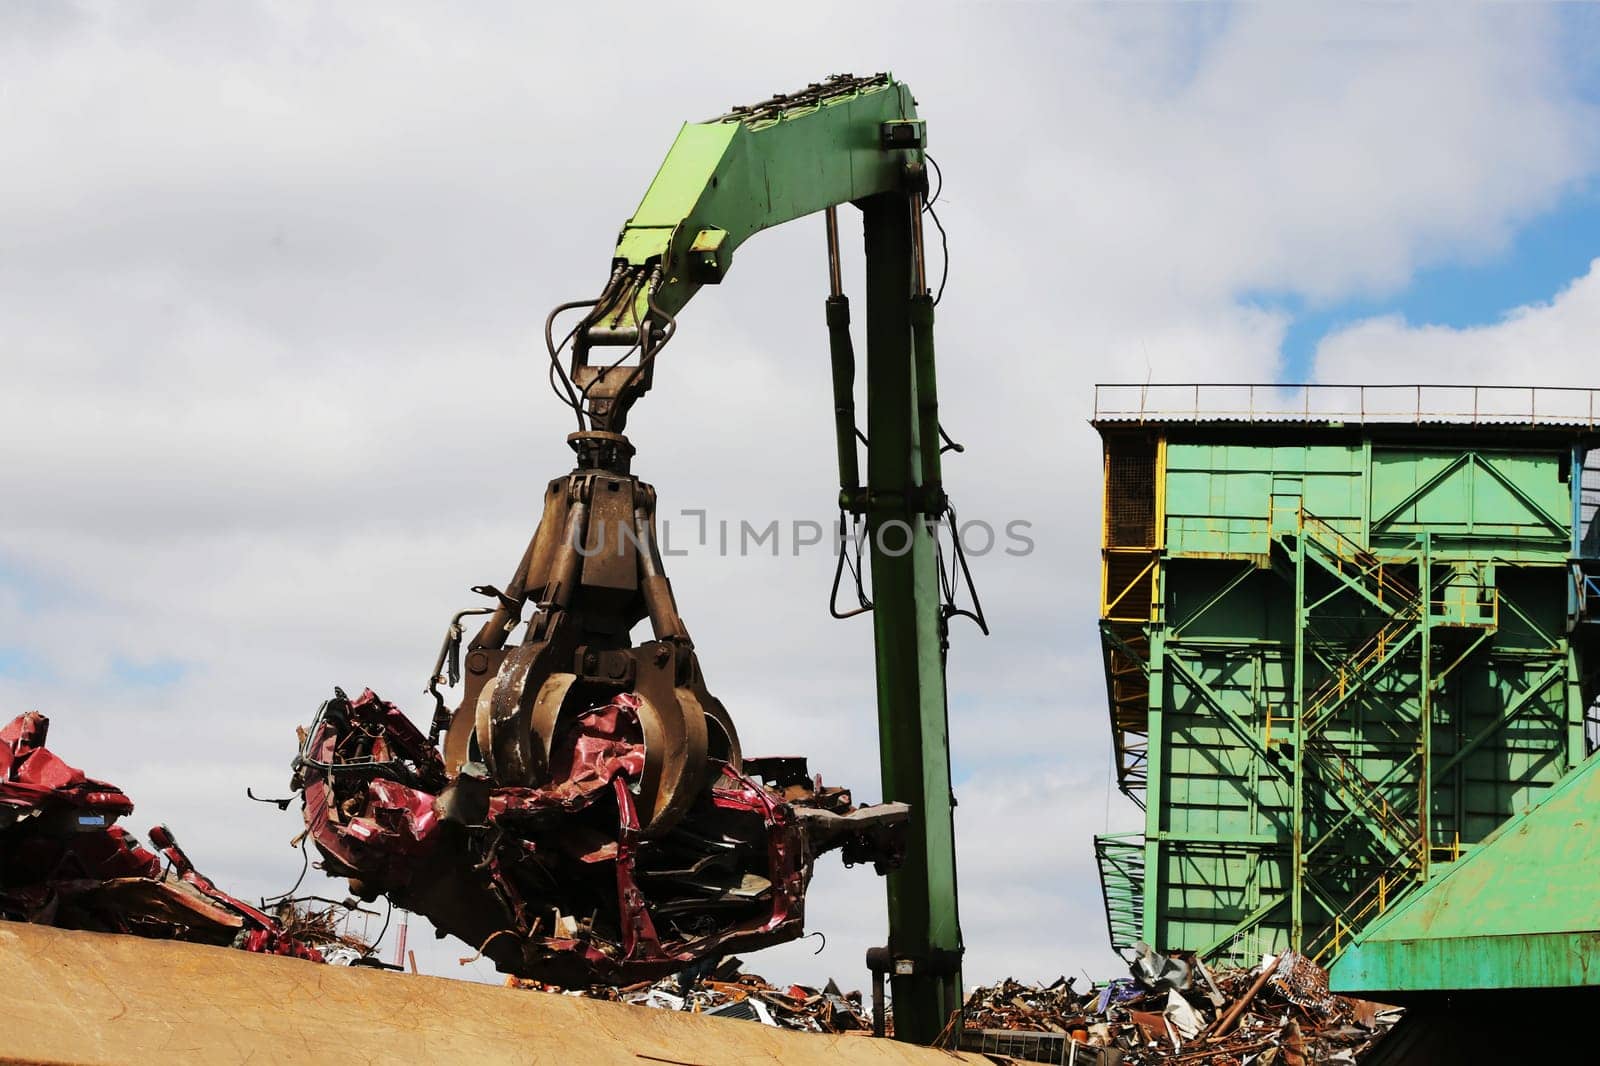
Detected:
left=1090, top=414, right=1600, bottom=428
left=1091, top=383, right=1600, bottom=430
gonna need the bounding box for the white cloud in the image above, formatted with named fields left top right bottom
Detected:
left=1314, top=257, right=1600, bottom=387
left=1, top=2, right=1595, bottom=991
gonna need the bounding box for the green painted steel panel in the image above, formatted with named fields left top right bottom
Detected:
left=1369, top=450, right=1570, bottom=558
left=1330, top=752, right=1600, bottom=992
left=1165, top=443, right=1363, bottom=556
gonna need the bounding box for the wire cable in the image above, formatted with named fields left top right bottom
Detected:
left=829, top=511, right=873, bottom=619
left=925, top=200, right=950, bottom=306
left=578, top=270, right=651, bottom=410
left=260, top=835, right=310, bottom=908
left=365, top=897, right=393, bottom=960
left=934, top=505, right=989, bottom=635
left=545, top=297, right=601, bottom=430
left=617, top=284, right=679, bottom=399
left=923, top=154, right=950, bottom=305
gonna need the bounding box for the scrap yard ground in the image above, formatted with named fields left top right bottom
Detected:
left=0, top=922, right=986, bottom=1066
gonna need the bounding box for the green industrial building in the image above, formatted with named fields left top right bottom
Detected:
left=1090, top=383, right=1600, bottom=990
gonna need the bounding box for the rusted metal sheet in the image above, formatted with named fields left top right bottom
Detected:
left=0, top=921, right=989, bottom=1066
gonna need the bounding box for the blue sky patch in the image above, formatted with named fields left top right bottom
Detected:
left=1253, top=182, right=1600, bottom=380
left=0, top=647, right=49, bottom=682
left=110, top=657, right=188, bottom=687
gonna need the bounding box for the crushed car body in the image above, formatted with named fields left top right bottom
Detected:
left=0, top=711, right=322, bottom=960
left=292, top=686, right=906, bottom=983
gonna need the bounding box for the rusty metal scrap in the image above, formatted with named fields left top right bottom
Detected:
left=0, top=711, right=323, bottom=960
left=291, top=686, right=907, bottom=984
left=509, top=956, right=876, bottom=1034
left=962, top=976, right=1087, bottom=1033
left=958, top=953, right=1400, bottom=1065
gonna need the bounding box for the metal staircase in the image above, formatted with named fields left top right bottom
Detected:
left=1093, top=832, right=1146, bottom=953
left=1280, top=511, right=1497, bottom=963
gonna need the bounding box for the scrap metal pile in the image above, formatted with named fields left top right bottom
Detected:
left=292, top=685, right=906, bottom=984
left=511, top=956, right=875, bottom=1034
left=0, top=711, right=324, bottom=960
left=960, top=947, right=1399, bottom=1065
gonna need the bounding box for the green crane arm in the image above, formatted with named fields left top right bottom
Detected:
left=569, top=74, right=927, bottom=431
left=599, top=73, right=922, bottom=326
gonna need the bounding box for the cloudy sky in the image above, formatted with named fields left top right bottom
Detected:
left=5, top=2, right=1600, bottom=989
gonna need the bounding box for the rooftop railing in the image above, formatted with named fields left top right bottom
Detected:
left=1093, top=383, right=1600, bottom=426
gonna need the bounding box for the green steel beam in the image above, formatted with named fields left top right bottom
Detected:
left=861, top=191, right=961, bottom=1044
left=1141, top=625, right=1168, bottom=948
left=1197, top=891, right=1290, bottom=959
left=1418, top=533, right=1433, bottom=883
left=1153, top=830, right=1282, bottom=846
left=1474, top=454, right=1568, bottom=539
left=607, top=77, right=920, bottom=326
left=1567, top=646, right=1586, bottom=768
left=1165, top=653, right=1276, bottom=769
left=1170, top=562, right=1257, bottom=637
left=1371, top=453, right=1471, bottom=533
left=1430, top=659, right=1565, bottom=782
left=1291, top=535, right=1308, bottom=946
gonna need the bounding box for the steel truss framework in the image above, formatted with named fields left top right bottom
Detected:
left=1095, top=427, right=1595, bottom=966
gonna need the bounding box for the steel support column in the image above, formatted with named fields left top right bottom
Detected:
left=1143, top=625, right=1167, bottom=947
left=860, top=192, right=962, bottom=1043
left=1291, top=536, right=1306, bottom=945
left=1419, top=533, right=1433, bottom=882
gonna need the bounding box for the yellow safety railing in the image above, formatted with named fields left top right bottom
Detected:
left=1308, top=857, right=1418, bottom=965
left=1430, top=585, right=1500, bottom=628
left=1303, top=616, right=1417, bottom=726
left=1429, top=831, right=1463, bottom=864
left=1101, top=549, right=1159, bottom=623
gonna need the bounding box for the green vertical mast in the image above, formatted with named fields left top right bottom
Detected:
left=573, top=75, right=967, bottom=1042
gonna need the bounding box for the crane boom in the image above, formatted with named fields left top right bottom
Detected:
left=604, top=74, right=922, bottom=322
left=571, top=73, right=928, bottom=434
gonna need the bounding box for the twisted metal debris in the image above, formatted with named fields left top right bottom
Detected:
left=958, top=949, right=1400, bottom=1065
left=512, top=956, right=876, bottom=1034
left=292, top=687, right=907, bottom=984
left=0, top=711, right=324, bottom=960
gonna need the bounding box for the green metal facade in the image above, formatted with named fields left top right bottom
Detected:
left=1330, top=745, right=1600, bottom=994
left=1094, top=420, right=1599, bottom=970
